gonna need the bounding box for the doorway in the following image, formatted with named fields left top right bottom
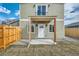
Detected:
left=38, top=24, right=45, bottom=38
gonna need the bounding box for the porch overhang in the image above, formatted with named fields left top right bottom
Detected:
left=27, top=16, right=57, bottom=48
left=29, top=16, right=56, bottom=24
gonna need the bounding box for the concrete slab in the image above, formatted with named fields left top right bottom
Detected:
left=64, top=37, right=79, bottom=42
left=30, top=39, right=54, bottom=45
left=13, top=39, right=29, bottom=45
left=12, top=39, right=54, bottom=45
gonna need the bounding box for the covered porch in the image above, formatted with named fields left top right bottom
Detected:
left=27, top=16, right=57, bottom=45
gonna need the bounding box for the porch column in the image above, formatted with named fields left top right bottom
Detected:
left=29, top=19, right=32, bottom=41
left=28, top=19, right=32, bottom=48
left=54, top=16, right=56, bottom=44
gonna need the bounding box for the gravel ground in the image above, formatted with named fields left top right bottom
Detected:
left=0, top=37, right=79, bottom=56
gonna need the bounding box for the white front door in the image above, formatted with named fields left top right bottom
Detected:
left=38, top=24, right=45, bottom=38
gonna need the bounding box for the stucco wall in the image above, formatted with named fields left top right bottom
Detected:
left=56, top=21, right=65, bottom=40
left=20, top=3, right=64, bottom=19
left=20, top=3, right=64, bottom=40
left=20, top=19, right=64, bottom=40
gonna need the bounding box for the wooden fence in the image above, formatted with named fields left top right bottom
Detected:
left=0, top=25, right=21, bottom=49
left=65, top=28, right=79, bottom=38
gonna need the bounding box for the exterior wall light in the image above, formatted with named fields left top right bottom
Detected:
left=36, top=24, right=38, bottom=27
left=33, top=4, right=35, bottom=8
left=48, top=4, right=50, bottom=8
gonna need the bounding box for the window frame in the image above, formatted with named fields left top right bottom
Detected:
left=49, top=24, right=54, bottom=32
left=36, top=4, right=48, bottom=16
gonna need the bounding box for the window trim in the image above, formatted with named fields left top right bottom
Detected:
left=26, top=23, right=28, bottom=33
left=35, top=4, right=48, bottom=16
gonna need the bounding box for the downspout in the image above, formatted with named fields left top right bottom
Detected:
left=54, top=16, right=57, bottom=44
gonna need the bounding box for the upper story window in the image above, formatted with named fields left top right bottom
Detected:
left=36, top=4, right=48, bottom=16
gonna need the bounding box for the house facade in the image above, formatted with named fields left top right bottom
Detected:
left=20, top=3, right=64, bottom=43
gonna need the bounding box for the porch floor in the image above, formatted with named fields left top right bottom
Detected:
left=12, top=39, right=54, bottom=45
left=30, top=39, right=54, bottom=45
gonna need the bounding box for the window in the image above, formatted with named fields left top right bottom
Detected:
left=36, top=5, right=47, bottom=16
left=37, top=6, right=41, bottom=15
left=49, top=25, right=54, bottom=32
left=31, top=25, right=35, bottom=32
left=42, top=6, right=46, bottom=15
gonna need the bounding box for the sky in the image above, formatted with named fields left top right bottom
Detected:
left=0, top=3, right=79, bottom=25
left=64, top=3, right=79, bottom=25
left=0, top=3, right=19, bottom=22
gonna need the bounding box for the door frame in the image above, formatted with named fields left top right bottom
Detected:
left=38, top=24, right=45, bottom=38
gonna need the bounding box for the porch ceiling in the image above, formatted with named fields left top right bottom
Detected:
left=30, top=16, right=54, bottom=24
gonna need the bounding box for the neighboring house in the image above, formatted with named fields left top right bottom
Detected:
left=1, top=19, right=19, bottom=26
left=20, top=3, right=64, bottom=43
left=6, top=19, right=19, bottom=26
left=65, top=22, right=79, bottom=28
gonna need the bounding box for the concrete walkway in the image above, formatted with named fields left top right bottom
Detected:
left=64, top=37, right=79, bottom=42
left=1, top=37, right=79, bottom=56
left=12, top=37, right=79, bottom=46
left=13, top=39, right=29, bottom=46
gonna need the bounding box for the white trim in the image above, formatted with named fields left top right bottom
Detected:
left=35, top=4, right=48, bottom=16
left=20, top=19, right=29, bottom=21
left=26, top=23, right=29, bottom=33
left=56, top=19, right=63, bottom=21
left=28, top=16, right=54, bottom=18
